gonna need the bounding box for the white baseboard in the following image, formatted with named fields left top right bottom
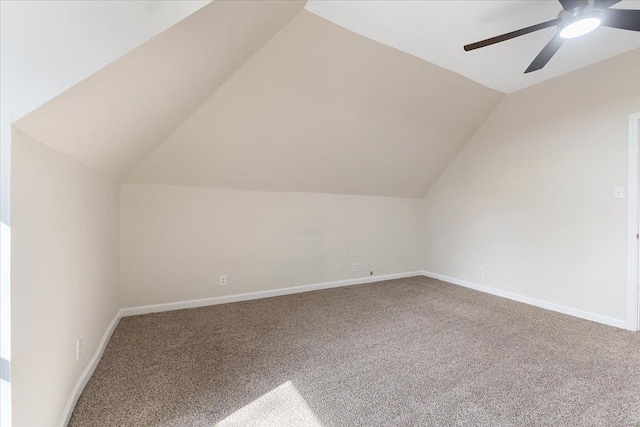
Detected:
left=58, top=310, right=122, bottom=427
left=120, top=271, right=424, bottom=317
left=421, top=271, right=628, bottom=330
left=59, top=270, right=628, bottom=426
left=59, top=271, right=421, bottom=425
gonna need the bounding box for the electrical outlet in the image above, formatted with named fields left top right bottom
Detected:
left=352, top=263, right=358, bottom=271
left=369, top=264, right=373, bottom=276
left=220, top=275, right=227, bottom=286
left=76, top=337, right=82, bottom=361
left=477, top=268, right=484, bottom=277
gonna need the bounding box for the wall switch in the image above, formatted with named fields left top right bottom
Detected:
left=220, top=275, right=227, bottom=286
left=614, top=186, right=624, bottom=199
left=369, top=264, right=373, bottom=276
left=477, top=268, right=484, bottom=277
left=352, top=263, right=358, bottom=272
left=76, top=337, right=82, bottom=361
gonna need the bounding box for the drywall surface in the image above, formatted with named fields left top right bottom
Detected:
left=1, top=3, right=208, bottom=423
left=128, top=11, right=503, bottom=198
left=120, top=184, right=423, bottom=307
left=0, top=1, right=207, bottom=136
left=14, top=0, right=304, bottom=181
left=10, top=129, right=120, bottom=426
left=305, top=0, right=640, bottom=93
left=423, top=49, right=640, bottom=322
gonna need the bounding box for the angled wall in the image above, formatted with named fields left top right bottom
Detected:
left=7, top=2, right=304, bottom=424
left=10, top=4, right=638, bottom=425
left=423, top=49, right=640, bottom=325
left=118, top=10, right=503, bottom=309
left=13, top=0, right=305, bottom=181
left=1, top=3, right=209, bottom=424
left=0, top=0, right=208, bottom=133
left=128, top=11, right=504, bottom=198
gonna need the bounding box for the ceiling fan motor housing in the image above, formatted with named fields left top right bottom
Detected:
left=557, top=3, right=604, bottom=31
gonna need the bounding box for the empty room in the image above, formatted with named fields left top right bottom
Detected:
left=2, top=0, right=640, bottom=426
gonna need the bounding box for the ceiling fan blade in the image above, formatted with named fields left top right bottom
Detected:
left=525, top=34, right=564, bottom=73
left=464, top=19, right=561, bottom=51
left=602, top=9, right=640, bottom=31
left=594, top=0, right=622, bottom=8
left=558, top=0, right=588, bottom=10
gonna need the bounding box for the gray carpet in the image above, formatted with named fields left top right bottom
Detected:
left=70, top=276, right=640, bottom=426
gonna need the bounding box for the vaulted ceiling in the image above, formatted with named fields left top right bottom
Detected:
left=1, top=0, right=209, bottom=126
left=14, top=1, right=305, bottom=181
left=306, top=0, right=640, bottom=93
left=12, top=1, right=638, bottom=198
left=127, top=11, right=503, bottom=198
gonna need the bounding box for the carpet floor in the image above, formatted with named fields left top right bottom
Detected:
left=70, top=276, right=640, bottom=426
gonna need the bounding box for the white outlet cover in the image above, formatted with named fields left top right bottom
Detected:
left=477, top=268, right=484, bottom=277
left=76, top=338, right=82, bottom=361
left=352, top=263, right=358, bottom=271
left=220, top=275, right=227, bottom=286
left=614, top=186, right=624, bottom=199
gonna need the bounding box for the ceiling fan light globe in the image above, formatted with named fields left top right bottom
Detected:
left=559, top=17, right=601, bottom=38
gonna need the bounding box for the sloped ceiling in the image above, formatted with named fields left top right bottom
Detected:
left=13, top=0, right=305, bottom=181
left=305, top=0, right=640, bottom=93
left=127, top=11, right=504, bottom=198
left=1, top=0, right=209, bottom=127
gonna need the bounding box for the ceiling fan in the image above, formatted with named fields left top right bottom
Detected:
left=464, top=0, right=640, bottom=73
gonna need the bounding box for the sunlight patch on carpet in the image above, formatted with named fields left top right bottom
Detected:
left=216, top=381, right=323, bottom=427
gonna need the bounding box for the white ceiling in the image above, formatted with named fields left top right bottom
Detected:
left=14, top=1, right=305, bottom=181
left=1, top=1, right=209, bottom=127
left=305, top=0, right=640, bottom=93
left=1, top=0, right=207, bottom=222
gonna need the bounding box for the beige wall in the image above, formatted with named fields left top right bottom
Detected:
left=128, top=11, right=503, bottom=198
left=423, top=49, right=640, bottom=322
left=120, top=184, right=423, bottom=308
left=14, top=1, right=304, bottom=181
left=11, top=129, right=120, bottom=426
